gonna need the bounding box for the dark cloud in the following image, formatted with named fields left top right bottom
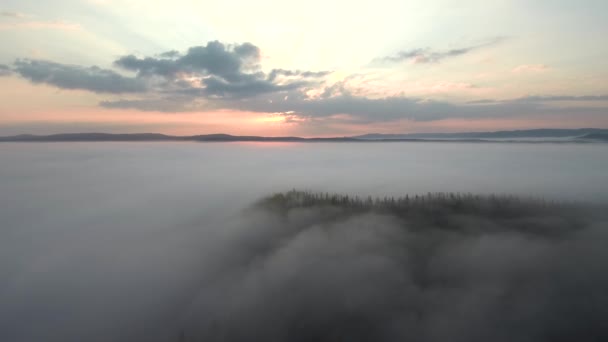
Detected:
left=100, top=87, right=608, bottom=123
left=113, top=54, right=180, bottom=78
left=231, top=93, right=438, bottom=121
left=0, top=64, right=12, bottom=76
left=9, top=41, right=327, bottom=101
left=99, top=97, right=197, bottom=112
left=156, top=50, right=181, bottom=58
left=468, top=95, right=608, bottom=105
left=201, top=76, right=308, bottom=98
left=113, top=41, right=298, bottom=98
left=233, top=42, right=260, bottom=59
left=106, top=41, right=325, bottom=99
left=267, top=69, right=332, bottom=82
left=514, top=95, right=608, bottom=102
left=217, top=90, right=543, bottom=122
left=13, top=59, right=147, bottom=94
left=115, top=41, right=260, bottom=81
left=377, top=37, right=507, bottom=64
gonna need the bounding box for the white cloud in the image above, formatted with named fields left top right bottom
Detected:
left=0, top=20, right=82, bottom=31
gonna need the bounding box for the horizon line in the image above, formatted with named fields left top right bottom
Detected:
left=2, top=127, right=607, bottom=139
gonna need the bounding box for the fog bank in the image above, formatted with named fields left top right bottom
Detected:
left=1, top=142, right=607, bottom=341
left=178, top=191, right=608, bottom=342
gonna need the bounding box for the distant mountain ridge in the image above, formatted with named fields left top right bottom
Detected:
left=1, top=133, right=176, bottom=142
left=0, top=133, right=357, bottom=142
left=353, top=128, right=608, bottom=140
left=1, top=128, right=608, bottom=142
left=580, top=132, right=608, bottom=141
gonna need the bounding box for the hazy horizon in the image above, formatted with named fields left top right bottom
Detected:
left=1, top=126, right=608, bottom=139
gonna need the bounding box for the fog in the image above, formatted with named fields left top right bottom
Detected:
left=1, top=142, right=607, bottom=341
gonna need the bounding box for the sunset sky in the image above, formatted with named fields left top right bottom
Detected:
left=1, top=0, right=607, bottom=136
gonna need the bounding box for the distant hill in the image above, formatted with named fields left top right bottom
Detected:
left=0, top=133, right=178, bottom=142
left=353, top=128, right=608, bottom=140
left=0, top=133, right=356, bottom=142
left=1, top=128, right=607, bottom=143
left=579, top=132, right=608, bottom=141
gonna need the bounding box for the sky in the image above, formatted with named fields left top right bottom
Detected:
left=0, top=0, right=607, bottom=136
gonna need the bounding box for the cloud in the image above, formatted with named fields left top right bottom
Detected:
left=267, top=69, right=332, bottom=82
left=101, top=85, right=608, bottom=123
left=157, top=50, right=180, bottom=58
left=469, top=95, right=608, bottom=104
left=515, top=95, right=608, bottom=102
left=512, top=64, right=549, bottom=73
left=200, top=76, right=308, bottom=98
left=111, top=41, right=325, bottom=99
left=221, top=92, right=542, bottom=122
left=230, top=93, right=445, bottom=121
left=377, top=37, right=507, bottom=64
left=113, top=54, right=182, bottom=78
left=12, top=41, right=322, bottom=98
left=13, top=59, right=147, bottom=94
left=0, top=64, right=12, bottom=76
left=99, top=97, right=201, bottom=112
left=8, top=39, right=608, bottom=125
left=114, top=41, right=261, bottom=81
left=0, top=20, right=81, bottom=31
left=1, top=10, right=25, bottom=18
left=9, top=41, right=326, bottom=101
left=10, top=41, right=329, bottom=109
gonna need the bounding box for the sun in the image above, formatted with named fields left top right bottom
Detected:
left=255, top=113, right=288, bottom=124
